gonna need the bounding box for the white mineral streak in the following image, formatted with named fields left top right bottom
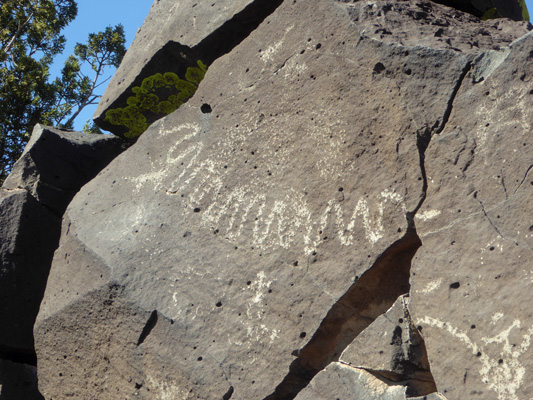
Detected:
left=419, top=278, right=442, bottom=294
left=415, top=209, right=441, bottom=221
left=146, top=375, right=188, bottom=400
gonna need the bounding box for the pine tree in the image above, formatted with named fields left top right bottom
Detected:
left=0, top=1, right=126, bottom=183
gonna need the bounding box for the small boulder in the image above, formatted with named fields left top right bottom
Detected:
left=3, top=124, right=126, bottom=215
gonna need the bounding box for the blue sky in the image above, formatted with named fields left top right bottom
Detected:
left=57, top=0, right=533, bottom=132
left=50, top=0, right=152, bottom=131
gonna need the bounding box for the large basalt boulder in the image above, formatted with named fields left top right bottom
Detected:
left=3, top=125, right=126, bottom=215
left=93, top=0, right=530, bottom=140
left=0, top=188, right=58, bottom=353
left=1, top=124, right=125, bottom=352
left=34, top=0, right=532, bottom=399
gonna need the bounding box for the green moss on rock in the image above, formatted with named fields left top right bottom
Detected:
left=105, top=60, right=207, bottom=138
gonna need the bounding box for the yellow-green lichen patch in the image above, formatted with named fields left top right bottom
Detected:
left=105, top=60, right=207, bottom=138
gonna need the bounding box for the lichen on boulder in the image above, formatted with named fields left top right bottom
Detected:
left=104, top=60, right=207, bottom=138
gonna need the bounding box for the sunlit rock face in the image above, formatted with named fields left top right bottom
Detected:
left=31, top=0, right=533, bottom=399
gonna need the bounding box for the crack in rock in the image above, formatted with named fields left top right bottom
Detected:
left=411, top=60, right=473, bottom=217
left=513, top=164, right=533, bottom=195
left=339, top=294, right=439, bottom=397
left=263, top=51, right=476, bottom=399
left=263, top=228, right=422, bottom=400
left=435, top=61, right=473, bottom=135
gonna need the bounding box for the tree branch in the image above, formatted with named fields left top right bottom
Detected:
left=3, top=11, right=34, bottom=55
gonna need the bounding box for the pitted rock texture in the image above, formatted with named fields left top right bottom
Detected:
left=34, top=1, right=533, bottom=399
left=409, top=30, right=533, bottom=400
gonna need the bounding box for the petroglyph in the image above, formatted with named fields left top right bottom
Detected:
left=146, top=375, right=188, bottom=400
left=128, top=122, right=407, bottom=255
left=242, top=271, right=280, bottom=346
left=415, top=209, right=441, bottom=222
left=421, top=316, right=533, bottom=400
left=474, top=86, right=532, bottom=154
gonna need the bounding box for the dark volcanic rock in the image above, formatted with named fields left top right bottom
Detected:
left=409, top=30, right=533, bottom=399
left=3, top=124, right=126, bottom=215
left=34, top=1, right=532, bottom=399
left=0, top=189, right=58, bottom=352
left=0, top=125, right=125, bottom=399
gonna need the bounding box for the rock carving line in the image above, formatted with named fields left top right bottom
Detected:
left=421, top=316, right=533, bottom=400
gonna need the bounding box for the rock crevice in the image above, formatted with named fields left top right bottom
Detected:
left=264, top=228, right=422, bottom=399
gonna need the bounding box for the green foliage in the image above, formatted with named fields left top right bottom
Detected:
left=82, top=119, right=103, bottom=134
left=519, top=0, right=530, bottom=21
left=481, top=1, right=530, bottom=20
left=0, top=0, right=77, bottom=183
left=0, top=0, right=125, bottom=184
left=105, top=60, right=207, bottom=138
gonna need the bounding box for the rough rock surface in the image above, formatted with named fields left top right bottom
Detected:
left=3, top=124, right=126, bottom=215
left=0, top=125, right=125, bottom=399
left=409, top=30, right=533, bottom=399
left=93, top=0, right=528, bottom=138
left=33, top=0, right=533, bottom=399
left=0, top=125, right=125, bottom=349
left=0, top=188, right=57, bottom=353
